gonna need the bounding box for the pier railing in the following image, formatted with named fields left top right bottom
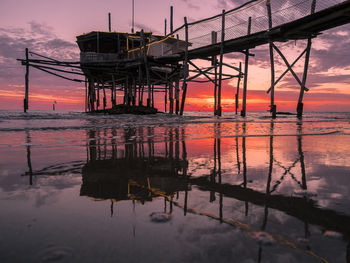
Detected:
left=129, top=0, right=345, bottom=56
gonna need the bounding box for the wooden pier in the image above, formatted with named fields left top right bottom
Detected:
left=18, top=0, right=350, bottom=117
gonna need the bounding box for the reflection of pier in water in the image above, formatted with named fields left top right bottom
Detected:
left=22, top=123, right=350, bottom=256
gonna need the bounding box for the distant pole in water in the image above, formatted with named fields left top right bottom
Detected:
left=53, top=100, right=57, bottom=111
left=131, top=0, right=135, bottom=33
left=24, top=48, right=29, bottom=113
left=108, top=13, right=111, bottom=32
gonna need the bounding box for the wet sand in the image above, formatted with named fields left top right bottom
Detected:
left=1, top=111, right=350, bottom=262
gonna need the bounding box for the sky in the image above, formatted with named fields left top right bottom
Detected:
left=1, top=0, right=350, bottom=112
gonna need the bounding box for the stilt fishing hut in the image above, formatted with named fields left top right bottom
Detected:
left=76, top=30, right=189, bottom=113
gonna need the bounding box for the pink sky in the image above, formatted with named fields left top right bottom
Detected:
left=1, top=0, right=350, bottom=112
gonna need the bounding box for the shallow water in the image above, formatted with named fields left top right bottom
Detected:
left=1, top=110, right=350, bottom=262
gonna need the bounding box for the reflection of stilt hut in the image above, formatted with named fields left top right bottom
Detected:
left=81, top=127, right=189, bottom=202
left=80, top=157, right=189, bottom=202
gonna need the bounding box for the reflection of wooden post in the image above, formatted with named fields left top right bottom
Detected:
left=217, top=123, right=223, bottom=222
left=241, top=17, right=251, bottom=117
left=235, top=122, right=241, bottom=174
left=180, top=17, right=189, bottom=115
left=24, top=48, right=29, bottom=112
left=26, top=131, right=33, bottom=185
left=242, top=122, right=248, bottom=216
left=297, top=123, right=307, bottom=189
left=217, top=10, right=225, bottom=117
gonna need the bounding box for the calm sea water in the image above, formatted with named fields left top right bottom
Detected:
left=1, top=110, right=350, bottom=263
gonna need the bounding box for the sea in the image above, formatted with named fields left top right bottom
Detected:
left=0, top=110, right=350, bottom=263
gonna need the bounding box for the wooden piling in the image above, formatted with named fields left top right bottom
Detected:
left=297, top=0, right=316, bottom=118
left=241, top=17, right=251, bottom=117
left=24, top=48, right=29, bottom=112
left=85, top=77, right=88, bottom=112
left=97, top=83, right=100, bottom=110
left=133, top=78, right=136, bottom=106
left=112, top=74, right=116, bottom=106
left=141, top=30, right=152, bottom=108
left=169, top=82, right=174, bottom=114
left=175, top=80, right=180, bottom=114
left=211, top=31, right=218, bottom=115
left=164, top=83, right=168, bottom=112
left=180, top=17, right=189, bottom=116
left=108, top=13, right=111, bottom=32
left=103, top=82, right=106, bottom=111
left=217, top=10, right=226, bottom=117
left=235, top=62, right=242, bottom=115
left=267, top=0, right=276, bottom=118
left=170, top=6, right=174, bottom=34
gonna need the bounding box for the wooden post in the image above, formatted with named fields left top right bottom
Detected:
left=267, top=0, right=276, bottom=118
left=297, top=0, right=316, bottom=118
left=132, top=0, right=135, bottom=33
left=24, top=48, right=29, bottom=112
left=133, top=78, right=136, bottom=106
left=170, top=6, right=174, bottom=34
left=180, top=17, right=189, bottom=116
left=211, top=31, right=218, bottom=115
left=241, top=17, right=251, bottom=117
left=97, top=83, right=100, bottom=110
left=217, top=10, right=225, bottom=117
left=138, top=65, right=144, bottom=105
left=124, top=77, right=128, bottom=105
left=235, top=62, right=242, bottom=115
left=151, top=84, right=154, bottom=108
left=141, top=30, right=151, bottom=107
left=164, top=83, right=167, bottom=112
left=97, top=32, right=100, bottom=53
left=175, top=79, right=180, bottom=114
left=112, top=74, right=116, bottom=106
left=85, top=78, right=88, bottom=112
left=164, top=18, right=167, bottom=35
left=103, top=82, right=106, bottom=111
left=169, top=82, right=174, bottom=114
left=108, top=13, right=111, bottom=32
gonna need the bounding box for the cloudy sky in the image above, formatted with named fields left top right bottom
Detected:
left=0, top=0, right=350, bottom=112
